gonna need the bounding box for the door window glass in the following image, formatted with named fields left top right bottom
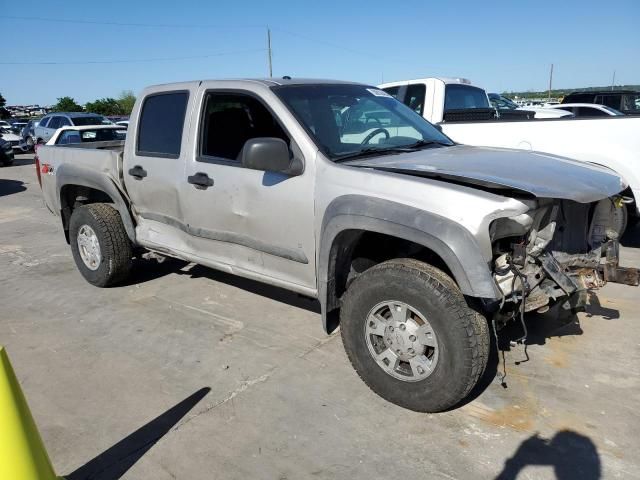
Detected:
left=199, top=92, right=289, bottom=162
left=576, top=107, right=608, bottom=117
left=47, top=117, right=61, bottom=129
left=404, top=84, right=426, bottom=115
left=137, top=91, right=189, bottom=158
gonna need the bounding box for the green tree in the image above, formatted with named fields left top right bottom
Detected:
left=117, top=90, right=136, bottom=115
left=0, top=92, right=6, bottom=108
left=52, top=96, right=84, bottom=112
left=85, top=97, right=124, bottom=116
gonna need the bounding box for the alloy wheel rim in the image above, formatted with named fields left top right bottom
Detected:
left=77, top=225, right=101, bottom=271
left=364, top=300, right=439, bottom=382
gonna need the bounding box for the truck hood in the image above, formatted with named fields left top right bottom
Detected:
left=347, top=145, right=625, bottom=203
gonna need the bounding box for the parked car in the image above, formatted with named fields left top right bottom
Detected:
left=488, top=93, right=571, bottom=119
left=46, top=125, right=127, bottom=145
left=34, top=113, right=110, bottom=144
left=487, top=93, right=534, bottom=119
left=9, top=120, right=28, bottom=134
left=37, top=78, right=638, bottom=412
left=561, top=90, right=640, bottom=115
left=0, top=137, right=15, bottom=166
left=20, top=119, right=40, bottom=150
left=115, top=120, right=129, bottom=128
left=379, top=77, right=640, bottom=229
left=547, top=103, right=624, bottom=117
left=0, top=129, right=23, bottom=153
left=0, top=120, right=12, bottom=130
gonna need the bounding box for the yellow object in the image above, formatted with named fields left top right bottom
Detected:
left=0, top=346, right=61, bottom=480
left=614, top=197, right=625, bottom=209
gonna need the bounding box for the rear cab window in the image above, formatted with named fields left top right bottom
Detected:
left=136, top=91, right=189, bottom=158
left=444, top=85, right=490, bottom=111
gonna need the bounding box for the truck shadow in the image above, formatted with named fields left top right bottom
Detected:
left=65, top=387, right=210, bottom=480
left=494, top=430, right=601, bottom=480
left=459, top=292, right=619, bottom=407
left=0, top=179, right=26, bottom=197
left=185, top=263, right=322, bottom=314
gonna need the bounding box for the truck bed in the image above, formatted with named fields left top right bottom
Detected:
left=38, top=141, right=126, bottom=215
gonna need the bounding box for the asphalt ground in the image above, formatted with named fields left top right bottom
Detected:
left=1, top=153, right=639, bottom=479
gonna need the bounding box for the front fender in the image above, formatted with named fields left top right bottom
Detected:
left=318, top=195, right=499, bottom=332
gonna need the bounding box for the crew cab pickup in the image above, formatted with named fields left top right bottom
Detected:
left=37, top=78, right=638, bottom=412
left=379, top=77, right=640, bottom=225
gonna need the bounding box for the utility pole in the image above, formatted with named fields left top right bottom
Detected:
left=548, top=63, right=553, bottom=101
left=611, top=70, right=616, bottom=90
left=267, top=28, right=273, bottom=78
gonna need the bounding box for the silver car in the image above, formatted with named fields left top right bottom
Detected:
left=34, top=112, right=110, bottom=144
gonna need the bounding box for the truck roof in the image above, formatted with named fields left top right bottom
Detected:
left=379, top=77, right=476, bottom=89
left=144, top=77, right=363, bottom=91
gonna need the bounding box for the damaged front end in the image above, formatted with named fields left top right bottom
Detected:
left=490, top=198, right=639, bottom=328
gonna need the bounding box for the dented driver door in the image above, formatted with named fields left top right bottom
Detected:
left=181, top=85, right=317, bottom=294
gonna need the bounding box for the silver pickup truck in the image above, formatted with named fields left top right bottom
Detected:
left=37, top=78, right=638, bottom=412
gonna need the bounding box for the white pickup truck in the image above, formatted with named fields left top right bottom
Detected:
left=379, top=77, right=640, bottom=227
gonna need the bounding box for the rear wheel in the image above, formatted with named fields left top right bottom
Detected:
left=340, top=258, right=489, bottom=412
left=69, top=203, right=132, bottom=287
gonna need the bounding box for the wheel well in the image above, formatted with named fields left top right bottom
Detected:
left=325, top=230, right=455, bottom=333
left=60, top=184, right=114, bottom=243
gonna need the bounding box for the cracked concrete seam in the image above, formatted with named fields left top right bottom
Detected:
left=172, top=368, right=277, bottom=432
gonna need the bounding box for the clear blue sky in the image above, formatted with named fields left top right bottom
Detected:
left=2, top=0, right=639, bottom=105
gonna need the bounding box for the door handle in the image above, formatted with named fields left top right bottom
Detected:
left=187, top=172, right=214, bottom=189
left=128, top=165, right=147, bottom=180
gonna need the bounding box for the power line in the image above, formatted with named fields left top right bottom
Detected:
left=0, top=15, right=264, bottom=29
left=0, top=48, right=267, bottom=66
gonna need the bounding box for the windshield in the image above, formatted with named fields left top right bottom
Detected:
left=273, top=84, right=453, bottom=160
left=71, top=116, right=107, bottom=126
left=621, top=94, right=640, bottom=113
left=444, top=85, right=490, bottom=110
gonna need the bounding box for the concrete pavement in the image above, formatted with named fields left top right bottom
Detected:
left=1, top=154, right=639, bottom=479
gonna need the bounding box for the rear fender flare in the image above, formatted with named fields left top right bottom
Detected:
left=55, top=164, right=136, bottom=243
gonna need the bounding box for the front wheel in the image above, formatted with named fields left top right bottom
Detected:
left=69, top=203, right=132, bottom=287
left=340, top=258, right=489, bottom=412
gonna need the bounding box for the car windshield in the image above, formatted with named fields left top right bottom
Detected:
left=71, top=116, right=106, bottom=126
left=621, top=94, right=640, bottom=113
left=444, top=85, right=490, bottom=110
left=57, top=128, right=126, bottom=144
left=273, top=84, right=453, bottom=161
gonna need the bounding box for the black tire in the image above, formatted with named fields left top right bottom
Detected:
left=69, top=203, right=132, bottom=287
left=340, top=258, right=489, bottom=412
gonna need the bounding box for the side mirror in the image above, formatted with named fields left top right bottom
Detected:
left=240, top=137, right=303, bottom=176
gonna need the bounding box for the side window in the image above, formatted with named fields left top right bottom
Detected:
left=199, top=92, right=289, bottom=163
left=48, top=117, right=61, bottom=129
left=59, top=117, right=72, bottom=127
left=595, top=95, right=620, bottom=110
left=404, top=84, right=426, bottom=115
left=381, top=86, right=401, bottom=99
left=577, top=107, right=607, bottom=117
left=39, top=117, right=50, bottom=128
left=137, top=91, right=189, bottom=158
